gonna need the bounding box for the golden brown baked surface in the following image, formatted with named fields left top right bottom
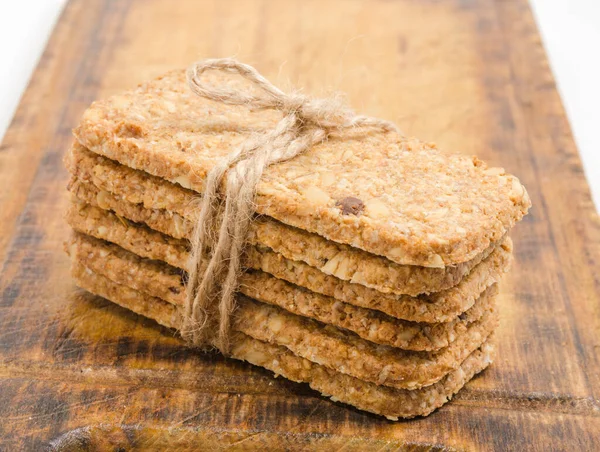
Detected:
left=66, top=231, right=498, bottom=390
left=65, top=143, right=502, bottom=295
left=69, top=231, right=496, bottom=351
left=69, top=258, right=494, bottom=420
left=66, top=200, right=512, bottom=322
left=74, top=70, right=530, bottom=267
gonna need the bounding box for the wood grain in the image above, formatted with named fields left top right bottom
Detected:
left=1, top=0, right=599, bottom=450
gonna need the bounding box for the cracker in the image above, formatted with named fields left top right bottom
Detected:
left=70, top=261, right=495, bottom=419
left=66, top=200, right=511, bottom=322
left=72, top=262, right=180, bottom=329
left=67, top=234, right=498, bottom=390
left=74, top=70, right=530, bottom=267
left=235, top=297, right=496, bottom=389
left=69, top=232, right=495, bottom=351
left=67, top=143, right=499, bottom=296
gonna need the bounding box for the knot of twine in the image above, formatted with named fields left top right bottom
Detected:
left=181, top=58, right=398, bottom=353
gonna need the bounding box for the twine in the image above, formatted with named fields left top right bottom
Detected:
left=181, top=58, right=397, bottom=353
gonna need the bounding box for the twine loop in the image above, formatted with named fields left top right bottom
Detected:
left=182, top=58, right=397, bottom=353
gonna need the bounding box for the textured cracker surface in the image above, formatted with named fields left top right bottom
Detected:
left=67, top=143, right=499, bottom=295
left=67, top=233, right=498, bottom=389
left=66, top=200, right=511, bottom=322
left=234, top=297, right=496, bottom=389
left=73, top=70, right=530, bottom=267
left=70, top=260, right=494, bottom=419
left=72, top=263, right=180, bottom=329
left=70, top=232, right=495, bottom=351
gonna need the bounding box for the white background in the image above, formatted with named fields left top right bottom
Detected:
left=1, top=0, right=598, bottom=210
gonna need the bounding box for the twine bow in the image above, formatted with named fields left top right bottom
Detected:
left=181, top=58, right=398, bottom=353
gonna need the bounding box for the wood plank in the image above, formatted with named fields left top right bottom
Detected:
left=0, top=0, right=599, bottom=449
left=0, top=0, right=133, bottom=263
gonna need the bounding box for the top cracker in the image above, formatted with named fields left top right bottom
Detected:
left=74, top=70, right=530, bottom=267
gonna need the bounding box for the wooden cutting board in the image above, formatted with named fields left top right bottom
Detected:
left=1, top=0, right=599, bottom=449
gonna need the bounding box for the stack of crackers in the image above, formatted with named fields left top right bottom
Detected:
left=64, top=71, right=530, bottom=419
